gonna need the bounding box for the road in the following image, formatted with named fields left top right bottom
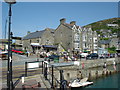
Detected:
left=1, top=53, right=44, bottom=68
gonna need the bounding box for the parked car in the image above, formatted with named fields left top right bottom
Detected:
left=80, top=53, right=88, bottom=58
left=99, top=54, right=104, bottom=59
left=110, top=54, right=115, bottom=58
left=86, top=53, right=98, bottom=59
left=46, top=54, right=59, bottom=62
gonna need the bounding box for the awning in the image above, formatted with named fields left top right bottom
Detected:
left=43, top=45, right=57, bottom=48
left=31, top=43, right=42, bottom=47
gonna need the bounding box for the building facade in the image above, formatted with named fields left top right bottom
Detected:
left=81, top=27, right=98, bottom=53
left=54, top=18, right=98, bottom=53
left=22, top=28, right=55, bottom=53
left=54, top=18, right=81, bottom=52
left=22, top=18, right=98, bottom=54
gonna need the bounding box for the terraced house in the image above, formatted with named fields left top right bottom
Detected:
left=22, top=28, right=55, bottom=53
left=82, top=26, right=98, bottom=53
left=55, top=18, right=98, bottom=53
left=54, top=18, right=82, bottom=52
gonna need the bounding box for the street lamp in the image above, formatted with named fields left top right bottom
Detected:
left=4, top=0, right=16, bottom=89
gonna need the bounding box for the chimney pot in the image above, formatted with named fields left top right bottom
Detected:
left=70, top=21, right=76, bottom=25
left=60, top=18, right=66, bottom=24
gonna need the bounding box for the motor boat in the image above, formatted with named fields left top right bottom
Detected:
left=69, top=78, right=93, bottom=88
left=69, top=78, right=82, bottom=87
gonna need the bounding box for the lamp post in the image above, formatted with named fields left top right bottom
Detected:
left=4, top=0, right=16, bottom=89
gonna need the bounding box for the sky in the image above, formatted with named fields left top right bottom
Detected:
left=1, top=1, right=119, bottom=38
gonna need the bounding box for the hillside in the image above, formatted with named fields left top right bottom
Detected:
left=84, top=17, right=120, bottom=40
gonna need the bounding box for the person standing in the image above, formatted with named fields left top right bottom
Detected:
left=113, top=60, right=117, bottom=70
left=103, top=62, right=107, bottom=71
left=82, top=62, right=84, bottom=69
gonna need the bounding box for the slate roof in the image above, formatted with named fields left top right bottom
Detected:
left=63, top=23, right=79, bottom=30
left=99, top=40, right=111, bottom=44
left=23, top=28, right=55, bottom=40
left=23, top=30, right=45, bottom=40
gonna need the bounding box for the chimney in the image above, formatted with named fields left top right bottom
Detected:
left=60, top=18, right=66, bottom=24
left=70, top=21, right=76, bottom=25
left=27, top=31, right=30, bottom=35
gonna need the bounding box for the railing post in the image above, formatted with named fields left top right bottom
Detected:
left=45, top=62, right=47, bottom=80
left=42, top=61, right=43, bottom=74
left=51, top=65, right=54, bottom=88
left=25, top=62, right=27, bottom=77
left=60, top=70, right=63, bottom=90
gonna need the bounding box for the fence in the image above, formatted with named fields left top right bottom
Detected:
left=25, top=60, right=43, bottom=76
left=43, top=61, right=68, bottom=89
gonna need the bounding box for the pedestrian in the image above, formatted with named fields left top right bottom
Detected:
left=82, top=62, right=84, bottom=69
left=103, top=62, right=107, bottom=71
left=113, top=60, right=117, bottom=70
left=26, top=51, right=29, bottom=57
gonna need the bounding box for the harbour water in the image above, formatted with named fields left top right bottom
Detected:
left=72, top=64, right=120, bottom=90
left=86, top=72, right=119, bottom=88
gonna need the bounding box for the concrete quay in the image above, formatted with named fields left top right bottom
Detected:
left=47, top=57, right=120, bottom=88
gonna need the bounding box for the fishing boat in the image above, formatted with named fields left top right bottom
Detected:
left=69, top=78, right=93, bottom=88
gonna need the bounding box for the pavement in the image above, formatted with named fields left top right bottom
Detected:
left=2, top=74, right=51, bottom=89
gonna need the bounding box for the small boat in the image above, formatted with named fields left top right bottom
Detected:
left=69, top=79, right=82, bottom=87
left=69, top=78, right=93, bottom=88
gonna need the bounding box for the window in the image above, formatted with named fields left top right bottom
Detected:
left=74, top=43, right=79, bottom=49
left=74, top=33, right=80, bottom=41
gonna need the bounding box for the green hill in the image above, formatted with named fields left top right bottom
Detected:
left=84, top=17, right=120, bottom=35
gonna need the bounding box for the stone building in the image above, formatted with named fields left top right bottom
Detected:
left=54, top=18, right=82, bottom=52
left=82, top=27, right=98, bottom=53
left=22, top=28, right=55, bottom=53
left=22, top=18, right=98, bottom=54
left=54, top=18, right=98, bottom=53
left=109, top=38, right=118, bottom=48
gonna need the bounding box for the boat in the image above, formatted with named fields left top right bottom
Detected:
left=69, top=78, right=93, bottom=88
